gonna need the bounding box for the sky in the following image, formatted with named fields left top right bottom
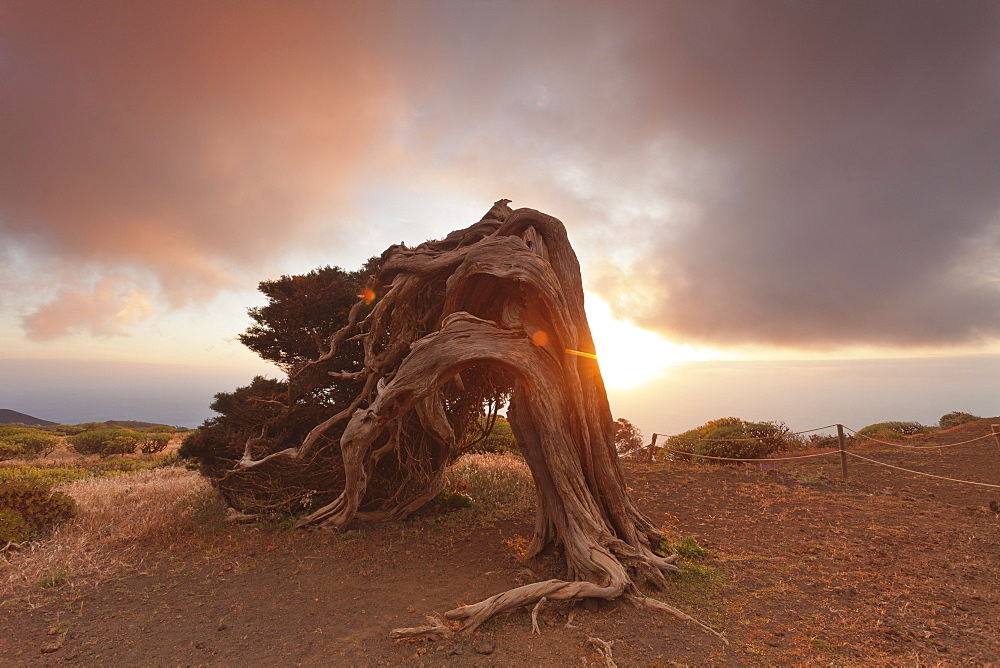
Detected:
left=1, top=0, right=998, bottom=435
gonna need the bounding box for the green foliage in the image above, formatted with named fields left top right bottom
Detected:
left=656, top=535, right=712, bottom=560
left=673, top=535, right=712, bottom=559
left=0, top=465, right=95, bottom=485
left=0, top=441, right=23, bottom=461
left=465, top=415, right=518, bottom=455
left=0, top=425, right=61, bottom=460
left=178, top=376, right=336, bottom=485
left=67, top=428, right=145, bottom=457
left=856, top=421, right=933, bottom=440
left=0, top=508, right=31, bottom=545
left=938, top=411, right=981, bottom=429
left=239, top=264, right=375, bottom=370
left=0, top=456, right=172, bottom=488
left=659, top=417, right=803, bottom=462
left=435, top=484, right=475, bottom=509
left=0, top=480, right=77, bottom=540
left=654, top=535, right=719, bottom=585
left=187, top=257, right=516, bottom=517
left=613, top=417, right=644, bottom=457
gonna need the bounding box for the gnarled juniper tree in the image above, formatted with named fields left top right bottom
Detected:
left=197, top=201, right=686, bottom=632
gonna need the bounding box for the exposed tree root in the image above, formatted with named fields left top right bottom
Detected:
left=388, top=614, right=451, bottom=640
left=588, top=636, right=616, bottom=667
left=531, top=596, right=547, bottom=634
left=630, top=595, right=730, bottom=645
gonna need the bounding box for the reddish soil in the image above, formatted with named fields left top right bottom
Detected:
left=2, top=420, right=998, bottom=666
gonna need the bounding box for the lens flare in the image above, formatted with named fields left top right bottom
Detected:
left=531, top=330, right=549, bottom=346
left=359, top=288, right=375, bottom=305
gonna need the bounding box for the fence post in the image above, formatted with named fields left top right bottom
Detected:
left=837, top=424, right=849, bottom=480
left=992, top=424, right=1000, bottom=450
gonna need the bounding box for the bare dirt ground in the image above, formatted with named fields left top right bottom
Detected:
left=2, top=420, right=998, bottom=666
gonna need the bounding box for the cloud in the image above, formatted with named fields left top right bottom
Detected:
left=0, top=0, right=399, bottom=329
left=3, top=1, right=999, bottom=349
left=23, top=275, right=154, bottom=340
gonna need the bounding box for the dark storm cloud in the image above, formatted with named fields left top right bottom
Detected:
left=395, top=0, right=1000, bottom=348
left=3, top=1, right=999, bottom=348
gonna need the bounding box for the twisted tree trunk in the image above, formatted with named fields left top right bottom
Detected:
left=238, top=200, right=678, bottom=630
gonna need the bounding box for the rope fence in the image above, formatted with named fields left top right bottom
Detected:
left=646, top=423, right=1000, bottom=491
left=841, top=426, right=994, bottom=449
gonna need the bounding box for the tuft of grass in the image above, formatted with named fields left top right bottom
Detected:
left=0, top=468, right=212, bottom=601
left=35, top=567, right=69, bottom=589
left=673, top=535, right=712, bottom=559
left=656, top=534, right=712, bottom=560
left=654, top=535, right=724, bottom=588
left=671, top=561, right=719, bottom=584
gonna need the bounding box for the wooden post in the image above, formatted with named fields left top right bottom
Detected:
left=837, top=424, right=849, bottom=480
left=992, top=424, right=1000, bottom=450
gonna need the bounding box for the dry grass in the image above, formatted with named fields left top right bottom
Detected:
left=1, top=467, right=213, bottom=603
left=447, top=452, right=535, bottom=516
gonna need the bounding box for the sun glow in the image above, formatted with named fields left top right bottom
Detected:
left=585, top=293, right=712, bottom=388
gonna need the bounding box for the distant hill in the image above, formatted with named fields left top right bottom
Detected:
left=105, top=420, right=175, bottom=430
left=0, top=409, right=58, bottom=426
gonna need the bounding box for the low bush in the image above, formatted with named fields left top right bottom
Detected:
left=0, top=480, right=77, bottom=541
left=659, top=417, right=804, bottom=463
left=0, top=425, right=61, bottom=461
left=67, top=428, right=144, bottom=457
left=0, top=465, right=96, bottom=485
left=138, top=433, right=172, bottom=454
left=938, top=411, right=981, bottom=429
left=856, top=421, right=933, bottom=441
left=0, top=455, right=173, bottom=487
left=0, top=508, right=31, bottom=545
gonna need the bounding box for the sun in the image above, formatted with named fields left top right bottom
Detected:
left=584, top=293, right=709, bottom=388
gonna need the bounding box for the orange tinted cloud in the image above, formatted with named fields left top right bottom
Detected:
left=1, top=1, right=398, bottom=336
left=23, top=276, right=154, bottom=340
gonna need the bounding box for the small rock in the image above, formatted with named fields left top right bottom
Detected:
left=40, top=641, right=62, bottom=654
left=448, top=647, right=464, bottom=656
left=217, top=623, right=228, bottom=632
left=195, top=642, right=206, bottom=650
left=474, top=640, right=495, bottom=655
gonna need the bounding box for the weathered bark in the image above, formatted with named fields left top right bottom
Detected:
left=238, top=200, right=679, bottom=629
